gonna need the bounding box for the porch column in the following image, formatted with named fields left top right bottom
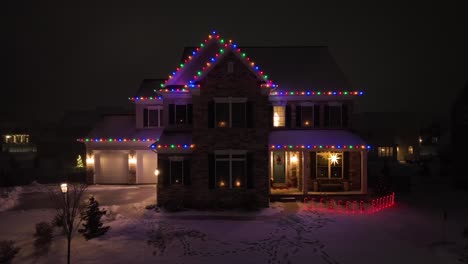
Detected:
left=361, top=150, right=368, bottom=194
left=302, top=151, right=307, bottom=195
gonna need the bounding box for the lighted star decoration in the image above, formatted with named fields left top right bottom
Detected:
left=329, top=153, right=340, bottom=165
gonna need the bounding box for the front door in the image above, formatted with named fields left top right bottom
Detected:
left=272, top=151, right=286, bottom=184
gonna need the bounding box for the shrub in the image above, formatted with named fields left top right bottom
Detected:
left=0, top=240, right=20, bottom=264
left=241, top=192, right=259, bottom=211
left=33, top=222, right=53, bottom=255
left=164, top=199, right=183, bottom=212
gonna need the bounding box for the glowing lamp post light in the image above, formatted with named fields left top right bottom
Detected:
left=60, top=183, right=68, bottom=193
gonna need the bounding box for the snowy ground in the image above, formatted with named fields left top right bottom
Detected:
left=0, top=181, right=467, bottom=264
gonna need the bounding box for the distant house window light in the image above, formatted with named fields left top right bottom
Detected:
left=408, top=146, right=414, bottom=155
left=378, top=147, right=393, bottom=157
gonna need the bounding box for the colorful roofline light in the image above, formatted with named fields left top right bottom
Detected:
left=150, top=144, right=195, bottom=149
left=153, top=88, right=191, bottom=93
left=128, top=96, right=162, bottom=101
left=77, top=138, right=158, bottom=143
left=270, top=91, right=364, bottom=96
left=162, top=31, right=276, bottom=88
left=270, top=145, right=371, bottom=149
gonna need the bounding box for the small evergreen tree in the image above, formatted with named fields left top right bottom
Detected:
left=78, top=196, right=109, bottom=240
left=76, top=155, right=84, bottom=168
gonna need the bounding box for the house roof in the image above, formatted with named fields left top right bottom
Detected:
left=179, top=46, right=351, bottom=91
left=135, top=79, right=165, bottom=97
left=162, top=32, right=275, bottom=88
left=86, top=115, right=163, bottom=140
left=269, top=130, right=367, bottom=147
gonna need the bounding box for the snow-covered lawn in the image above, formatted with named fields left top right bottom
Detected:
left=1, top=184, right=467, bottom=264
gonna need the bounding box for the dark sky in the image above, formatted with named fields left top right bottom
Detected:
left=3, top=0, right=467, bottom=123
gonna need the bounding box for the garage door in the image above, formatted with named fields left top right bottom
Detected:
left=138, top=151, right=157, bottom=184
left=96, top=152, right=128, bottom=184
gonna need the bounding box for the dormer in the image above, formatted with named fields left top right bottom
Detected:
left=131, top=79, right=165, bottom=129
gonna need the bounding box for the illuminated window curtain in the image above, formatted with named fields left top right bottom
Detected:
left=273, top=106, right=285, bottom=127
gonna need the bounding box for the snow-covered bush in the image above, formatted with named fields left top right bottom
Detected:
left=34, top=222, right=53, bottom=255
left=0, top=240, right=20, bottom=264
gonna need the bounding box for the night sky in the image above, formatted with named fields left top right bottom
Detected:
left=3, top=0, right=467, bottom=123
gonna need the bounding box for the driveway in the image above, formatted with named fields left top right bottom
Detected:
left=12, top=185, right=156, bottom=211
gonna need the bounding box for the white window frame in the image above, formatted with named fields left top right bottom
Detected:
left=144, top=106, right=163, bottom=128
left=213, top=97, right=247, bottom=128
left=214, top=150, right=247, bottom=188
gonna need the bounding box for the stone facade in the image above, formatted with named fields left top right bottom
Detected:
left=158, top=52, right=270, bottom=208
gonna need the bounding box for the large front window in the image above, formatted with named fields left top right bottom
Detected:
left=317, top=152, right=343, bottom=179
left=301, top=106, right=314, bottom=127
left=170, top=159, right=183, bottom=184
left=215, top=151, right=246, bottom=188
left=214, top=98, right=246, bottom=128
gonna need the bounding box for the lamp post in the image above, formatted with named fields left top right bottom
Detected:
left=154, top=169, right=159, bottom=209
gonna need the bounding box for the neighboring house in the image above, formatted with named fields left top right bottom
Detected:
left=1, top=125, right=37, bottom=170
left=81, top=31, right=370, bottom=207
left=352, top=112, right=448, bottom=163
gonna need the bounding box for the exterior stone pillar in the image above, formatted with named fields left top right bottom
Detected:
left=128, top=150, right=137, bottom=184
left=361, top=150, right=368, bottom=194
left=302, top=151, right=307, bottom=196
left=86, top=151, right=94, bottom=184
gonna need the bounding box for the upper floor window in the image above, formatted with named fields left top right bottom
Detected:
left=143, top=107, right=163, bottom=128
left=378, top=147, right=393, bottom=157
left=168, top=104, right=192, bottom=125
left=295, top=105, right=320, bottom=128
left=3, top=134, right=30, bottom=144
left=273, top=106, right=285, bottom=127
left=214, top=98, right=246, bottom=128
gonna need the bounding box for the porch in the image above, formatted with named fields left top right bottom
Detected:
left=268, top=130, right=369, bottom=197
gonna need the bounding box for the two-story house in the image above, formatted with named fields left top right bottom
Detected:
left=80, top=31, right=369, bottom=208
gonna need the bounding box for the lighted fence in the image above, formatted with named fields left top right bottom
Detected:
left=302, top=192, right=395, bottom=214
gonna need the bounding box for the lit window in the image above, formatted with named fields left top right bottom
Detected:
left=408, top=146, right=414, bottom=155
left=3, top=134, right=30, bottom=144
left=302, top=106, right=313, bottom=127
left=273, top=106, right=285, bottom=127
left=214, top=98, right=246, bottom=128
left=378, top=147, right=393, bottom=157
left=317, top=152, right=343, bottom=179
left=215, top=151, right=246, bottom=188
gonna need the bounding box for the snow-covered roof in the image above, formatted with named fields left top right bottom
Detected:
left=87, top=115, right=163, bottom=140
left=269, top=130, right=367, bottom=146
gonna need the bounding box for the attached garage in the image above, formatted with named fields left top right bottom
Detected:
left=95, top=151, right=129, bottom=184
left=137, top=150, right=157, bottom=184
